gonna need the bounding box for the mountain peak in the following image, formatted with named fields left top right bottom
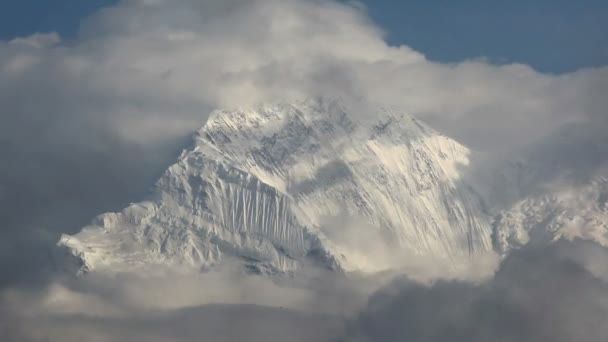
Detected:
left=56, top=99, right=494, bottom=275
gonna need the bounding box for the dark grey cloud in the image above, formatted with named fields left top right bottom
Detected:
left=0, top=267, right=369, bottom=342
left=343, top=240, right=608, bottom=342
left=1, top=303, right=344, bottom=342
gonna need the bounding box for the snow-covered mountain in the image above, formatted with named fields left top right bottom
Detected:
left=56, top=99, right=495, bottom=275
left=56, top=98, right=608, bottom=276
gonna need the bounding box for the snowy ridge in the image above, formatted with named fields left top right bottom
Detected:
left=492, top=176, right=608, bottom=255
left=488, top=124, right=608, bottom=256
left=56, top=98, right=495, bottom=275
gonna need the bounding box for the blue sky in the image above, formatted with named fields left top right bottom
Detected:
left=0, top=0, right=606, bottom=73
left=364, top=0, right=608, bottom=73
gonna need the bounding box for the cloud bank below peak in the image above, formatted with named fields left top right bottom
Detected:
left=2, top=241, right=607, bottom=342
left=343, top=241, right=608, bottom=342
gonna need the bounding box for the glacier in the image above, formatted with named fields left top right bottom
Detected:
left=56, top=98, right=608, bottom=276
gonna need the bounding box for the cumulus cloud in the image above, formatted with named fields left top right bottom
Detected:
left=343, top=240, right=608, bottom=342
left=2, top=0, right=604, bottom=150
left=1, top=241, right=607, bottom=342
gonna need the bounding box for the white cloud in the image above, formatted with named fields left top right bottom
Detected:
left=3, top=0, right=603, bottom=148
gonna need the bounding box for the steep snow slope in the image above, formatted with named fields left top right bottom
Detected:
left=57, top=99, right=494, bottom=275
